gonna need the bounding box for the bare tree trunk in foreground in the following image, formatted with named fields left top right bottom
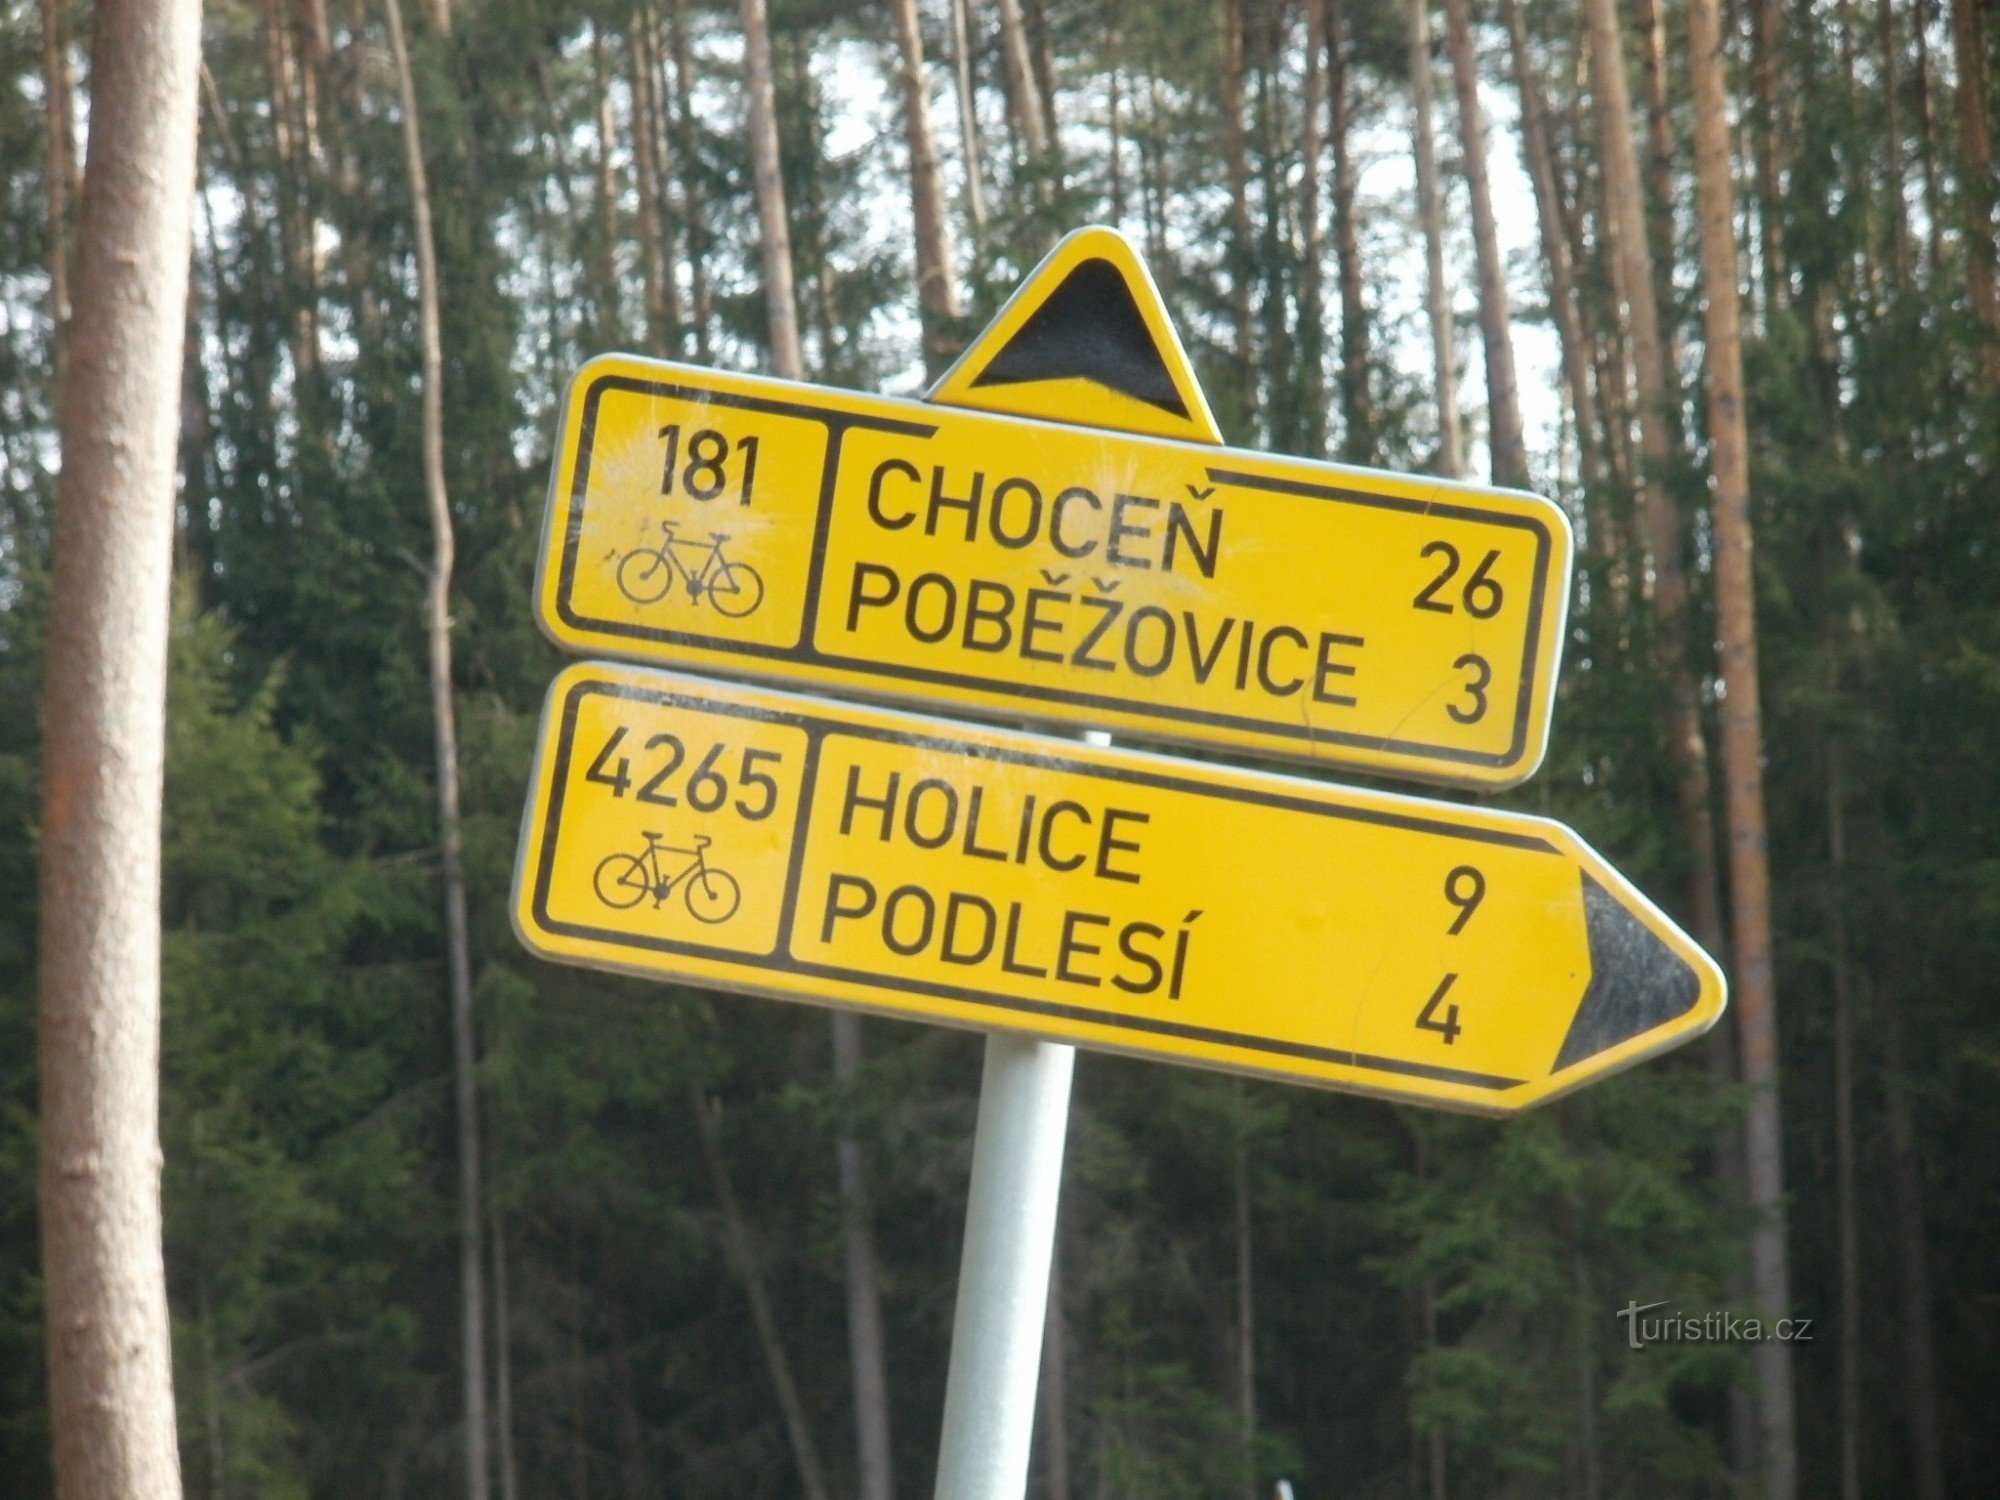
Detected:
left=1686, top=3, right=1797, bottom=1495
left=1408, top=0, right=1463, bottom=477
left=385, top=4, right=491, bottom=1498
left=37, top=0, right=203, bottom=1495
left=948, top=0, right=990, bottom=261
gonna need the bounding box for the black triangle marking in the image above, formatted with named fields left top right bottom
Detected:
left=1551, top=872, right=1700, bottom=1071
left=969, top=258, right=1191, bottom=418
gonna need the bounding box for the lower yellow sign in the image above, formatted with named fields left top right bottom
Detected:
left=512, top=662, right=1725, bottom=1114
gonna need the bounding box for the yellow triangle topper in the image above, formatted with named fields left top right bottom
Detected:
left=926, top=226, right=1224, bottom=446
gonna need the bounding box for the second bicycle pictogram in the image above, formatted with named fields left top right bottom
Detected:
left=593, top=830, right=743, bottom=925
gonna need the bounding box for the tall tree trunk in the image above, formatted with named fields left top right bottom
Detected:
left=1878, top=0, right=1912, bottom=286
left=1106, top=23, right=1124, bottom=223
left=1326, top=0, right=1374, bottom=463
left=1039, top=1253, right=1071, bottom=1500
left=1912, top=0, right=1945, bottom=282
left=1950, top=0, right=2000, bottom=382
left=36, top=0, right=202, bottom=1496
left=1584, top=0, right=1726, bottom=959
left=1221, top=0, right=1257, bottom=428
left=739, top=0, right=804, bottom=379
left=665, top=0, right=713, bottom=360
left=690, top=1089, right=833, bottom=1500
left=996, top=0, right=1051, bottom=174
left=492, top=1211, right=521, bottom=1500
left=1637, top=0, right=1676, bottom=327
left=1501, top=0, right=1603, bottom=501
left=626, top=9, right=671, bottom=354
left=830, top=1015, right=895, bottom=1500
left=1298, top=0, right=1329, bottom=456
left=1826, top=749, right=1861, bottom=1500
left=1254, top=27, right=1294, bottom=448
left=1750, top=0, right=1787, bottom=310
left=1440, top=0, right=1528, bottom=487
left=890, top=0, right=964, bottom=376
left=589, top=20, right=622, bottom=341
left=1874, top=965, right=1946, bottom=1500
left=385, top=5, right=490, bottom=1499
left=39, top=0, right=77, bottom=364
left=1233, top=1125, right=1257, bottom=1500
left=1686, top=5, right=1796, bottom=1495
left=949, top=0, right=990, bottom=261
left=1023, top=0, right=1060, bottom=163
left=1409, top=0, right=1463, bottom=477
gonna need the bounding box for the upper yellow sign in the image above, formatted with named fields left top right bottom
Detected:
left=513, top=661, right=1724, bottom=1115
left=535, top=231, right=1574, bottom=789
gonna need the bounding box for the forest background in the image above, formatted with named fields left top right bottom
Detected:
left=3, top=0, right=1998, bottom=1497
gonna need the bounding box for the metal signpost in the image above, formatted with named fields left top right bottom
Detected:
left=511, top=227, right=1727, bottom=1500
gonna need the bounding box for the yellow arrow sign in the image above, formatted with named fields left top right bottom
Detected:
left=534, top=232, right=1574, bottom=790
left=512, top=661, right=1724, bottom=1115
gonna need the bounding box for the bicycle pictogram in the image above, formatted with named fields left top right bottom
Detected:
left=592, top=830, right=743, bottom=925
left=615, top=522, right=766, bottom=619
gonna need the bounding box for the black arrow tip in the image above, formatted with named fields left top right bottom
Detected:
left=1552, top=873, right=1700, bottom=1071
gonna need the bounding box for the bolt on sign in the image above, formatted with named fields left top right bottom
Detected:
left=534, top=230, right=1574, bottom=790
left=511, top=661, right=1723, bottom=1115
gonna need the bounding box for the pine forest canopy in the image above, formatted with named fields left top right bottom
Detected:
left=1, top=1, right=1998, bottom=1498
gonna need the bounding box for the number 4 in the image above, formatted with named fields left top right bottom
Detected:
left=1416, top=974, right=1463, bottom=1045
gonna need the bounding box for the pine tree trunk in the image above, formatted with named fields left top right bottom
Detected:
left=1039, top=1253, right=1071, bottom=1500
left=589, top=20, right=622, bottom=340
left=1106, top=23, right=1124, bottom=222
left=996, top=0, right=1050, bottom=164
left=1950, top=0, right=2000, bottom=382
left=690, top=1088, right=833, bottom=1500
left=1686, top=5, right=1796, bottom=1496
left=1912, top=2, right=1945, bottom=283
left=492, top=1211, right=521, bottom=1500
left=1500, top=0, right=1603, bottom=500
left=1233, top=1126, right=1257, bottom=1500
left=1826, top=749, right=1860, bottom=1500
left=1221, top=0, right=1257, bottom=427
left=1326, top=0, right=1373, bottom=463
left=948, top=0, right=990, bottom=261
left=1878, top=0, right=1912, bottom=286
left=1297, top=0, right=1328, bottom=456
left=1874, top=968, right=1946, bottom=1500
left=739, top=0, right=804, bottom=379
left=830, top=1014, right=895, bottom=1500
left=36, top=1, right=202, bottom=1496
left=39, top=0, right=76, bottom=363
left=1584, top=0, right=1726, bottom=959
left=385, top=5, right=490, bottom=1498
left=1409, top=0, right=1463, bottom=477
left=626, top=10, right=671, bottom=354
left=890, top=0, right=964, bottom=376
left=1440, top=0, right=1527, bottom=487
left=1750, top=0, right=1787, bottom=310
left=1637, top=0, right=1676, bottom=332
left=665, top=0, right=713, bottom=361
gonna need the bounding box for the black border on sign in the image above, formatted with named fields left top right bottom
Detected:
left=531, top=677, right=1551, bottom=1093
left=553, top=373, right=1557, bottom=772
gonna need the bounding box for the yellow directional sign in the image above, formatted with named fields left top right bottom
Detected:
left=512, top=661, right=1724, bottom=1115
left=534, top=230, right=1574, bottom=789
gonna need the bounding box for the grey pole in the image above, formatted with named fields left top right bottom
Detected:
left=931, top=1032, right=1076, bottom=1500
